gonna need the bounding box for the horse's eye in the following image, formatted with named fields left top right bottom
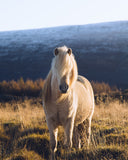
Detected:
left=54, top=48, right=59, bottom=56
left=67, top=48, right=72, bottom=55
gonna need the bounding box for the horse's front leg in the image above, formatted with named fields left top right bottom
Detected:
left=64, top=117, right=75, bottom=149
left=47, top=119, right=58, bottom=160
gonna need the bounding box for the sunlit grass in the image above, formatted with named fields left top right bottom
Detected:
left=0, top=98, right=128, bottom=160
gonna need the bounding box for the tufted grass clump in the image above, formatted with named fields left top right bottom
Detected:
left=0, top=97, right=128, bottom=160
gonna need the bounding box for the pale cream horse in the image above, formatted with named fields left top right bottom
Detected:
left=43, top=46, right=94, bottom=159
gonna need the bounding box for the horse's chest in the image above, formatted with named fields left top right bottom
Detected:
left=45, top=93, right=76, bottom=126
left=57, top=103, right=73, bottom=124
left=49, top=102, right=75, bottom=126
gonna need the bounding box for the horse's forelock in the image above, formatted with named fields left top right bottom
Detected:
left=69, top=57, right=78, bottom=87
left=51, top=47, right=78, bottom=93
left=57, top=46, right=68, bottom=53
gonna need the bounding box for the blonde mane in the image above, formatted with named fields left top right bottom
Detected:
left=69, top=55, right=78, bottom=87
left=43, top=46, right=78, bottom=103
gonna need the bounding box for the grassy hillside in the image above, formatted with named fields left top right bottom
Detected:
left=0, top=80, right=128, bottom=159
left=1, top=78, right=128, bottom=104
left=0, top=98, right=128, bottom=160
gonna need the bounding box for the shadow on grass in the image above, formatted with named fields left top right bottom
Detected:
left=18, top=136, right=50, bottom=159
left=1, top=122, right=50, bottom=159
left=20, top=128, right=48, bottom=138
left=106, top=134, right=128, bottom=145
left=67, top=147, right=127, bottom=160
left=11, top=156, right=26, bottom=160
left=1, top=122, right=128, bottom=160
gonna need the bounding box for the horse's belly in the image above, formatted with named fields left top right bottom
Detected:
left=75, top=105, right=90, bottom=125
left=74, top=83, right=93, bottom=125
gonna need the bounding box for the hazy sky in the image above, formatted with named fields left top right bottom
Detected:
left=0, top=0, right=128, bottom=31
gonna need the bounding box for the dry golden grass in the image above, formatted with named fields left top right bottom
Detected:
left=94, top=101, right=128, bottom=126
left=0, top=78, right=44, bottom=96
left=0, top=98, right=128, bottom=160
left=0, top=99, right=45, bottom=129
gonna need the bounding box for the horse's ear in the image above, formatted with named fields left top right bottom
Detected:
left=54, top=48, right=59, bottom=56
left=67, top=48, right=72, bottom=55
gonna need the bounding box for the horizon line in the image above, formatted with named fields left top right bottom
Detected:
left=0, top=20, right=127, bottom=32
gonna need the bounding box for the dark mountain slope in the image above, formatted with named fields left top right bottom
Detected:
left=0, top=21, right=128, bottom=88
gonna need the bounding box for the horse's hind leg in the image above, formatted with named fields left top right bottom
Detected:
left=73, top=126, right=81, bottom=149
left=84, top=117, right=92, bottom=146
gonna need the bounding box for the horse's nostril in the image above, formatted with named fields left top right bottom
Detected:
left=59, top=85, right=62, bottom=91
left=59, top=84, right=69, bottom=93
left=66, top=84, right=69, bottom=90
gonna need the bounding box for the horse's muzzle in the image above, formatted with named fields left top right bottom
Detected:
left=59, top=83, right=69, bottom=93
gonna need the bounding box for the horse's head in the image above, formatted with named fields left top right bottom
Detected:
left=52, top=46, right=78, bottom=94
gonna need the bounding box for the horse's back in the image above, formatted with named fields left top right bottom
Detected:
left=77, top=75, right=94, bottom=97
left=74, top=75, right=94, bottom=125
